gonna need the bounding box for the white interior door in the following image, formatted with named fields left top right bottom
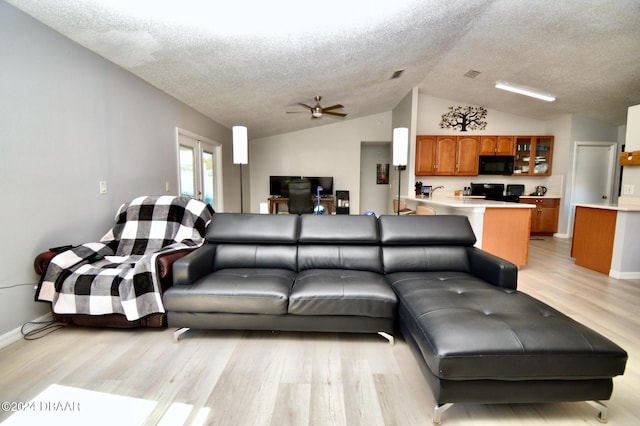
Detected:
left=568, top=141, right=617, bottom=235
left=177, top=129, right=223, bottom=212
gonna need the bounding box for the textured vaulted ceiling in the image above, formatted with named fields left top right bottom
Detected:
left=6, top=0, right=640, bottom=138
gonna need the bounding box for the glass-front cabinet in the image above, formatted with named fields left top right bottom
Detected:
left=514, top=136, right=553, bottom=176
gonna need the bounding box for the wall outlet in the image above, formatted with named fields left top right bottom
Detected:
left=165, top=181, right=171, bottom=192
left=99, top=180, right=108, bottom=195
left=623, top=184, right=634, bottom=195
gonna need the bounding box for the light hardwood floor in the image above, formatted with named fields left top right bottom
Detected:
left=1, top=238, right=638, bottom=425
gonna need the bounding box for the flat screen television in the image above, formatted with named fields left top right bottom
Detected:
left=269, top=176, right=333, bottom=197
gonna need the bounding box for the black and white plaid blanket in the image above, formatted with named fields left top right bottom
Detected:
left=36, top=196, right=214, bottom=321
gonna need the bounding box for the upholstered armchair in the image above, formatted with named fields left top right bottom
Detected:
left=33, top=195, right=214, bottom=328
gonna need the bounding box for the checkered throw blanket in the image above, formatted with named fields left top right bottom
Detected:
left=36, top=196, right=214, bottom=321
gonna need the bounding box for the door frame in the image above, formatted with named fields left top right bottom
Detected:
left=568, top=141, right=618, bottom=237
left=175, top=127, right=224, bottom=212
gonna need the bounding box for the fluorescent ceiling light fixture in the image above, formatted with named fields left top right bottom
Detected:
left=495, top=82, right=556, bottom=102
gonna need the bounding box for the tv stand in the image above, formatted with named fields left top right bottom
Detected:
left=268, top=196, right=333, bottom=214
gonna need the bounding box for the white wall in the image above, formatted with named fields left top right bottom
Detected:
left=0, top=3, right=231, bottom=337
left=249, top=112, right=392, bottom=214
left=621, top=105, right=640, bottom=200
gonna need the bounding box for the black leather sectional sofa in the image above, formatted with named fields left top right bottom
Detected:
left=163, top=213, right=627, bottom=424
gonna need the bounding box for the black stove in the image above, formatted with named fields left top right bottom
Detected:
left=470, top=183, right=523, bottom=203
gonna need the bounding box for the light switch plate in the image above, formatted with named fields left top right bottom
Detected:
left=623, top=184, right=634, bottom=195
left=99, top=180, right=108, bottom=194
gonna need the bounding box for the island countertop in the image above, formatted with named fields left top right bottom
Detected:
left=573, top=202, right=640, bottom=212
left=403, top=195, right=536, bottom=210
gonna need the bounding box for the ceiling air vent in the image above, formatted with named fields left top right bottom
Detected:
left=390, top=69, right=405, bottom=79
left=464, top=69, right=481, bottom=78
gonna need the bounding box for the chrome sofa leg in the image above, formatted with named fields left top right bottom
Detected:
left=378, top=331, right=394, bottom=345
left=432, top=403, right=453, bottom=425
left=587, top=400, right=608, bottom=423
left=173, top=327, right=190, bottom=342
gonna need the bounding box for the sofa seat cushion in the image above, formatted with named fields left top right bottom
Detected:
left=388, top=271, right=627, bottom=381
left=288, top=269, right=396, bottom=318
left=163, top=268, right=295, bottom=315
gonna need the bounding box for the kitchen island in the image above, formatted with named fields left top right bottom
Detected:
left=402, top=196, right=534, bottom=267
left=572, top=202, right=640, bottom=279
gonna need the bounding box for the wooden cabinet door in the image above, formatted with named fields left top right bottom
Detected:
left=496, top=136, right=515, bottom=155
left=479, top=136, right=514, bottom=155
left=435, top=136, right=457, bottom=175
left=537, top=198, right=559, bottom=234
left=514, top=136, right=533, bottom=175
left=479, top=136, right=497, bottom=155
left=531, top=136, right=553, bottom=176
left=521, top=198, right=559, bottom=235
left=456, top=136, right=480, bottom=175
left=415, top=136, right=437, bottom=176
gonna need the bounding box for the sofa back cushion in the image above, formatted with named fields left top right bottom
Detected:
left=206, top=213, right=299, bottom=244
left=297, top=215, right=382, bottom=273
left=378, top=215, right=476, bottom=246
left=379, top=215, right=476, bottom=274
left=207, top=213, right=298, bottom=270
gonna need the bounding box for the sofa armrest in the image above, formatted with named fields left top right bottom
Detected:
left=35, top=248, right=193, bottom=292
left=156, top=249, right=194, bottom=292
left=172, top=244, right=216, bottom=286
left=34, top=251, right=58, bottom=276
left=466, top=247, right=518, bottom=290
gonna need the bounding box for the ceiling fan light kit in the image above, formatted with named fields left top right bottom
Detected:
left=288, top=96, right=347, bottom=119
left=495, top=82, right=556, bottom=102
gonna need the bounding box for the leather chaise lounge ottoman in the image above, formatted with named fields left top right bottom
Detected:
left=378, top=215, right=627, bottom=424
left=163, top=213, right=627, bottom=424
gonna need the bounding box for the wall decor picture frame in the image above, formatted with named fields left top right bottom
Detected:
left=376, top=163, right=389, bottom=184
left=440, top=105, right=488, bottom=132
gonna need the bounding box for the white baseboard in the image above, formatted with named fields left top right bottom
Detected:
left=0, top=313, right=52, bottom=350
left=609, top=270, right=640, bottom=280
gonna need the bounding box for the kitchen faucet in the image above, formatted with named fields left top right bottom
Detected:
left=430, top=185, right=444, bottom=198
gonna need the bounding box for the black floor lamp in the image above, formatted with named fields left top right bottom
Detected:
left=232, top=125, right=248, bottom=213
left=393, top=127, right=409, bottom=215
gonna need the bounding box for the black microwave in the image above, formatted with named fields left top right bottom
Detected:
left=478, top=155, right=514, bottom=175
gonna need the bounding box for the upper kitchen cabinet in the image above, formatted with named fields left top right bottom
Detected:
left=415, top=135, right=437, bottom=175
left=480, top=136, right=515, bottom=156
left=456, top=136, right=480, bottom=175
left=415, top=135, right=479, bottom=176
left=513, top=136, right=553, bottom=176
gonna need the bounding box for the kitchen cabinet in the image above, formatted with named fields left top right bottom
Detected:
left=415, top=136, right=437, bottom=175
left=480, top=135, right=515, bottom=155
left=415, top=135, right=479, bottom=176
left=520, top=197, right=559, bottom=235
left=514, top=136, right=554, bottom=176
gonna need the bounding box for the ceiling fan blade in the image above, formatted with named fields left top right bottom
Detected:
left=324, top=111, right=347, bottom=117
left=297, top=103, right=314, bottom=110
left=286, top=110, right=307, bottom=114
left=322, top=104, right=344, bottom=111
